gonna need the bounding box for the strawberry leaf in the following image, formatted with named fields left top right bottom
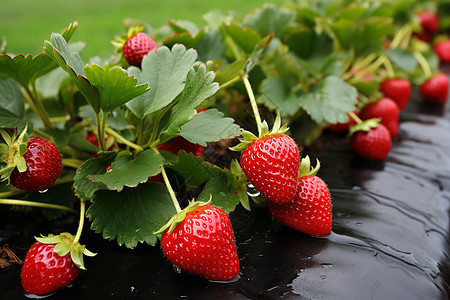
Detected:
left=258, top=77, right=302, bottom=117
left=43, top=33, right=101, bottom=114
left=385, top=48, right=418, bottom=71
left=163, top=64, right=219, bottom=136
left=88, top=150, right=164, bottom=192
left=84, top=64, right=149, bottom=113
left=26, top=182, right=75, bottom=220
left=87, top=182, right=177, bottom=248
left=73, top=152, right=117, bottom=202
left=0, top=78, right=24, bottom=118
left=197, top=175, right=241, bottom=214
left=180, top=109, right=241, bottom=147
left=221, top=23, right=261, bottom=57
left=126, top=44, right=198, bottom=118
left=298, top=75, right=358, bottom=124
left=162, top=30, right=206, bottom=49
left=243, top=3, right=296, bottom=37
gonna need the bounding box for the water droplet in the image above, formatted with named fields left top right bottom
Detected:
left=246, top=183, right=261, bottom=197
left=130, top=286, right=136, bottom=293
left=173, top=264, right=182, bottom=273
left=208, top=273, right=241, bottom=284
left=38, top=189, right=48, bottom=194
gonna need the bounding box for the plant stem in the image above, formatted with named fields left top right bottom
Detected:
left=73, top=200, right=85, bottom=244
left=153, top=148, right=181, bottom=213
left=242, top=74, right=262, bottom=136
left=29, top=83, right=55, bottom=130
left=0, top=198, right=77, bottom=214
left=106, top=128, right=143, bottom=151
left=62, top=158, right=84, bottom=169
left=413, top=50, right=433, bottom=79
left=348, top=111, right=363, bottom=125
left=220, top=75, right=241, bottom=90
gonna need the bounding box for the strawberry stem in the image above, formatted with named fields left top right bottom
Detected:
left=220, top=75, right=241, bottom=90
left=73, top=200, right=85, bottom=244
left=413, top=50, right=433, bottom=79
left=242, top=74, right=263, bottom=136
left=0, top=198, right=77, bottom=214
left=152, top=148, right=181, bottom=213
left=348, top=111, right=363, bottom=125
left=105, top=128, right=143, bottom=151
left=23, top=85, right=54, bottom=130
left=390, top=24, right=412, bottom=49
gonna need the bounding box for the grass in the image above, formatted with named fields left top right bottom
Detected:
left=0, top=0, right=285, bottom=59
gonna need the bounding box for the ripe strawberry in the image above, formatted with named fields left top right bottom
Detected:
left=240, top=134, right=300, bottom=204
left=158, top=202, right=239, bottom=281
left=267, top=157, right=332, bottom=237
left=21, top=233, right=95, bottom=296
left=10, top=136, right=62, bottom=192
left=350, top=121, right=392, bottom=161
left=415, top=11, right=439, bottom=42
left=157, top=136, right=205, bottom=157
left=359, top=97, right=400, bottom=138
left=433, top=39, right=450, bottom=62
left=419, top=73, right=449, bottom=104
left=123, top=32, right=157, bottom=67
left=379, top=77, right=412, bottom=110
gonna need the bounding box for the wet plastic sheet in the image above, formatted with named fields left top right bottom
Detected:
left=1, top=80, right=450, bottom=299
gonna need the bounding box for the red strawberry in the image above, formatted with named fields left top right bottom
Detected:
left=350, top=121, right=392, bottom=161
left=379, top=77, right=411, bottom=110
left=433, top=39, right=450, bottom=62
left=157, top=136, right=205, bottom=157
left=123, top=32, right=157, bottom=67
left=419, top=73, right=449, bottom=104
left=327, top=111, right=358, bottom=132
left=415, top=11, right=439, bottom=42
left=85, top=132, right=115, bottom=156
left=240, top=134, right=300, bottom=204
left=267, top=157, right=332, bottom=237
left=10, top=136, right=62, bottom=192
left=359, top=97, right=400, bottom=138
left=21, top=233, right=95, bottom=296
left=158, top=202, right=239, bottom=281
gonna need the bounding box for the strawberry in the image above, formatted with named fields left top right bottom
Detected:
left=419, top=73, right=449, bottom=104
left=232, top=116, right=300, bottom=204
left=21, top=233, right=95, bottom=296
left=123, top=32, right=157, bottom=67
left=415, top=11, right=439, bottom=42
left=85, top=132, right=115, bottom=156
left=379, top=77, right=412, bottom=110
left=8, top=136, right=62, bottom=192
left=157, top=136, right=205, bottom=157
left=359, top=97, right=400, bottom=138
left=433, top=39, right=450, bottom=62
left=349, top=120, right=392, bottom=161
left=267, top=156, right=332, bottom=237
left=157, top=201, right=239, bottom=281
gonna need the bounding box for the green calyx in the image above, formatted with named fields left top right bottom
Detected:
left=0, top=126, right=29, bottom=183
left=230, top=113, right=289, bottom=152
left=299, top=155, right=321, bottom=178
left=36, top=232, right=96, bottom=270
left=348, top=118, right=381, bottom=137
left=154, top=197, right=211, bottom=236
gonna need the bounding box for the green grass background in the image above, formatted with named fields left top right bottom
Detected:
left=1, top=0, right=285, bottom=59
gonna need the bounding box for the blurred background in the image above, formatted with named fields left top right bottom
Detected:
left=0, top=0, right=285, bottom=60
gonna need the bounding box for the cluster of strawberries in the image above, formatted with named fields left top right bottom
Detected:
left=328, top=10, right=449, bottom=161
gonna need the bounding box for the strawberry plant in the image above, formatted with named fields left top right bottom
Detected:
left=0, top=0, right=449, bottom=296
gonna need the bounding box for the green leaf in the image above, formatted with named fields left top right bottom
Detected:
left=221, top=23, right=261, bottom=56
left=162, top=30, right=206, bottom=49
left=44, top=33, right=101, bottom=114
left=88, top=150, right=164, bottom=192
left=257, top=77, right=301, bottom=117
left=73, top=152, right=117, bottom=201
left=243, top=3, right=296, bottom=37
left=84, top=64, right=148, bottom=113
left=126, top=44, right=198, bottom=118
left=196, top=28, right=227, bottom=62
left=385, top=48, right=418, bottom=71
left=197, top=175, right=241, bottom=214
left=0, top=78, right=24, bottom=118
left=214, top=58, right=246, bottom=85
left=298, top=75, right=358, bottom=124
left=180, top=109, right=241, bottom=146
left=163, top=64, right=219, bottom=136
left=168, top=151, right=222, bottom=191
left=87, top=182, right=177, bottom=248
left=26, top=182, right=75, bottom=220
